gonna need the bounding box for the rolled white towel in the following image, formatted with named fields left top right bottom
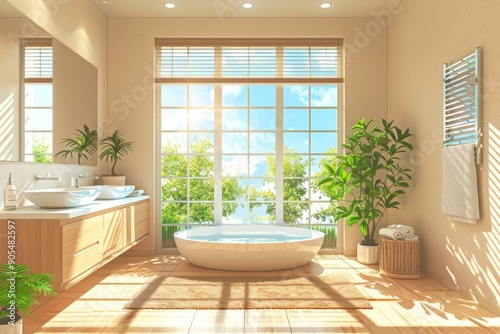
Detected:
left=404, top=235, right=419, bottom=241
left=379, top=227, right=405, bottom=241
left=388, top=224, right=415, bottom=238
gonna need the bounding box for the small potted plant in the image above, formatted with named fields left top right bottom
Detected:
left=0, top=263, right=56, bottom=334
left=53, top=124, right=98, bottom=165
left=318, top=118, right=414, bottom=264
left=99, top=129, right=137, bottom=185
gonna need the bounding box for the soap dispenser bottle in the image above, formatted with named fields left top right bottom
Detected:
left=3, top=173, right=17, bottom=210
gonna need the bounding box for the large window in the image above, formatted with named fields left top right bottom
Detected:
left=156, top=39, right=343, bottom=249
left=22, top=38, right=53, bottom=163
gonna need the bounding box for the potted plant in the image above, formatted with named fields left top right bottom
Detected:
left=318, top=118, right=413, bottom=264
left=0, top=263, right=56, bottom=334
left=99, top=129, right=136, bottom=185
left=53, top=124, right=98, bottom=165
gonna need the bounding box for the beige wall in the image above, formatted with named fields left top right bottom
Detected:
left=107, top=17, right=388, bottom=254
left=388, top=0, right=500, bottom=310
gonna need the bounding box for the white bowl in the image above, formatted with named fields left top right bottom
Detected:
left=24, top=187, right=102, bottom=208
left=97, top=185, right=135, bottom=199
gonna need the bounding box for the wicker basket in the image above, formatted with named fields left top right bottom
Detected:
left=379, top=236, right=420, bottom=278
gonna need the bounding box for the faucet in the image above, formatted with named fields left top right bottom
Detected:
left=74, top=173, right=99, bottom=188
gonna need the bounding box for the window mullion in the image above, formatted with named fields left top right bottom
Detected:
left=275, top=85, right=284, bottom=224
left=214, top=84, right=223, bottom=225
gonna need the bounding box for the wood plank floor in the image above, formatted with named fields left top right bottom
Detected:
left=23, top=254, right=500, bottom=334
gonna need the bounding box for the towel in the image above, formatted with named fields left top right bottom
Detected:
left=404, top=235, right=419, bottom=241
left=379, top=227, right=405, bottom=241
left=441, top=144, right=480, bottom=223
left=388, top=224, right=414, bottom=238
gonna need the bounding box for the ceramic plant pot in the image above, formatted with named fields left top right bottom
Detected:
left=357, top=243, right=379, bottom=264
left=0, top=315, right=22, bottom=334
left=100, top=175, right=126, bottom=185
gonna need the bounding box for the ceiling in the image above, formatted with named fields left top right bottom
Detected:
left=92, top=0, right=404, bottom=18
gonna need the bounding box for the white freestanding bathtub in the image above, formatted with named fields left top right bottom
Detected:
left=173, top=225, right=325, bottom=271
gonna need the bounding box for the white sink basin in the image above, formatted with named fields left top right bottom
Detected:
left=97, top=185, right=135, bottom=199
left=24, top=187, right=102, bottom=208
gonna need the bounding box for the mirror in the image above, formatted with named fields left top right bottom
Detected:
left=0, top=2, right=98, bottom=165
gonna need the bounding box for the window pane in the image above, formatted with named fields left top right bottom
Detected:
left=223, top=155, right=248, bottom=177
left=222, top=178, right=246, bottom=201
left=283, top=202, right=308, bottom=224
left=189, top=134, right=214, bottom=153
left=283, top=179, right=308, bottom=201
left=311, top=85, right=337, bottom=106
left=24, top=84, right=52, bottom=107
left=24, top=132, right=52, bottom=154
left=250, top=133, right=275, bottom=154
left=222, top=202, right=248, bottom=224
left=189, top=179, right=214, bottom=201
left=284, top=109, right=308, bottom=130
left=222, top=109, right=248, bottom=130
left=162, top=179, right=187, bottom=200
left=222, top=85, right=248, bottom=106
left=250, top=85, right=275, bottom=106
left=284, top=132, right=308, bottom=153
left=162, top=202, right=188, bottom=224
left=311, top=109, right=337, bottom=130
left=249, top=155, right=270, bottom=177
left=250, top=109, right=275, bottom=130
left=222, top=133, right=248, bottom=153
left=250, top=178, right=275, bottom=200
left=161, top=132, right=187, bottom=153
left=161, top=85, right=187, bottom=107
left=189, top=202, right=214, bottom=224
left=311, top=132, right=336, bottom=154
left=189, top=109, right=214, bottom=130
left=24, top=109, right=52, bottom=131
left=161, top=155, right=187, bottom=177
left=162, top=109, right=187, bottom=130
left=189, top=155, right=214, bottom=177
left=189, top=85, right=214, bottom=107
left=310, top=202, right=334, bottom=224
left=284, top=85, right=308, bottom=106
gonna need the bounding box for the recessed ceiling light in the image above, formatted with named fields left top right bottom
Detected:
left=164, top=2, right=175, bottom=8
left=242, top=3, right=253, bottom=9
left=320, top=2, right=332, bottom=9
left=102, top=0, right=108, bottom=4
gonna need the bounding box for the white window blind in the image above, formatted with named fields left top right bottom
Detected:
left=443, top=47, right=482, bottom=164
left=23, top=39, right=53, bottom=82
left=155, top=38, right=343, bottom=82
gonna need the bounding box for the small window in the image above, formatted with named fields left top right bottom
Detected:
left=21, top=38, right=53, bottom=163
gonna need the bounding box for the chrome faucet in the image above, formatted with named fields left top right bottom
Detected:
left=75, top=173, right=99, bottom=187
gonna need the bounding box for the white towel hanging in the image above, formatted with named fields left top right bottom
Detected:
left=441, top=144, right=480, bottom=223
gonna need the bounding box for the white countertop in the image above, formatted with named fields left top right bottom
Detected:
left=0, top=195, right=150, bottom=220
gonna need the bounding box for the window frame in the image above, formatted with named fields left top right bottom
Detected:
left=155, top=39, right=344, bottom=252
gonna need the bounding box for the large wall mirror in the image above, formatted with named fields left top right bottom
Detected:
left=0, top=2, right=98, bottom=166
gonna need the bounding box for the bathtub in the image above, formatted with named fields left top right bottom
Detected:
left=173, top=225, right=325, bottom=271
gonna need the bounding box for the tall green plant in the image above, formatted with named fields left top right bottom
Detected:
left=0, top=263, right=56, bottom=321
left=99, top=130, right=136, bottom=176
left=318, top=118, right=413, bottom=246
left=54, top=124, right=98, bottom=165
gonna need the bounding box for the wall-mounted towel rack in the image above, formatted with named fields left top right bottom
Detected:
left=443, top=47, right=482, bottom=165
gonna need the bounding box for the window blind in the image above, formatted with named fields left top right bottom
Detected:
left=443, top=47, right=482, bottom=164
left=23, top=38, right=53, bottom=82
left=155, top=38, right=343, bottom=83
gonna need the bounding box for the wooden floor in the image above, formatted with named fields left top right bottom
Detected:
left=23, top=254, right=500, bottom=334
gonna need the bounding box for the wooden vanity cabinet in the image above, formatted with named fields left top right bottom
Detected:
left=0, top=199, right=149, bottom=292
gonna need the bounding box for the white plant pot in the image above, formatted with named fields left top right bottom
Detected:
left=100, top=175, right=126, bottom=185
left=357, top=243, right=379, bottom=264
left=0, top=317, right=22, bottom=334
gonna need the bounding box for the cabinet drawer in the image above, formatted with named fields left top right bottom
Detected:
left=131, top=201, right=149, bottom=242
left=62, top=216, right=103, bottom=283
left=103, top=208, right=126, bottom=258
